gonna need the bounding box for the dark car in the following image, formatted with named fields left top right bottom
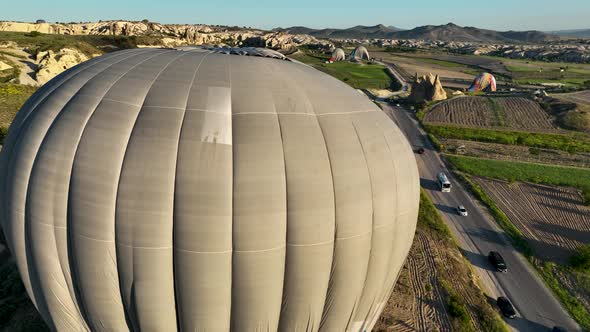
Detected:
left=416, top=147, right=425, bottom=154
left=488, top=251, right=507, bottom=273
left=552, top=327, right=568, bottom=332
left=496, top=296, right=516, bottom=319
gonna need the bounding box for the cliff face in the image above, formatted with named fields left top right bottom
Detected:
left=35, top=48, right=91, bottom=85
left=0, top=21, right=330, bottom=50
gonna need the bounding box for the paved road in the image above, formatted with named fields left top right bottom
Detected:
left=383, top=103, right=581, bottom=332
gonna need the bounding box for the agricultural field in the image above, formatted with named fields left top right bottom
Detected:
left=446, top=155, right=590, bottom=203
left=556, top=90, right=590, bottom=105
left=376, top=192, right=507, bottom=332
left=425, top=96, right=557, bottom=131
left=474, top=177, right=590, bottom=263
left=373, top=49, right=590, bottom=89
left=497, top=57, right=590, bottom=88
left=440, top=138, right=590, bottom=168
left=372, top=51, right=476, bottom=89
left=446, top=156, right=590, bottom=328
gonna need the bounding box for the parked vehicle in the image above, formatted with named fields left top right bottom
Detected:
left=496, top=296, right=516, bottom=318
left=552, top=327, right=568, bottom=332
left=488, top=251, right=507, bottom=272
left=416, top=147, right=425, bottom=154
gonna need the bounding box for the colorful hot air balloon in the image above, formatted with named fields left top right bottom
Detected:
left=0, top=48, right=419, bottom=332
left=468, top=72, right=497, bottom=92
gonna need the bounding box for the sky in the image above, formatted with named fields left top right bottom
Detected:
left=3, top=0, right=590, bottom=31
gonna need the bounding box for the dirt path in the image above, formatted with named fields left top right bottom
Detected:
left=0, top=49, right=38, bottom=85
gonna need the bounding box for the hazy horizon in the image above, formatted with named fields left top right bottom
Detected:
left=2, top=0, right=590, bottom=31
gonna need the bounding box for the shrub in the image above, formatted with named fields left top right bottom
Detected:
left=570, top=245, right=590, bottom=272
left=448, top=294, right=470, bottom=322
left=24, top=31, right=42, bottom=37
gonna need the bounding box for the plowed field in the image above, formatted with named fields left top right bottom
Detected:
left=425, top=97, right=556, bottom=131
left=474, top=177, right=590, bottom=263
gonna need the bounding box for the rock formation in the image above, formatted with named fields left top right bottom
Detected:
left=0, top=61, right=12, bottom=71
left=0, top=21, right=331, bottom=51
left=35, top=48, right=92, bottom=85
left=408, top=73, right=447, bottom=103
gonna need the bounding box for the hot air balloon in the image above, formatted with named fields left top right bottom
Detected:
left=0, top=48, right=419, bottom=332
left=330, top=48, right=346, bottom=62
left=349, top=46, right=370, bottom=62
left=468, top=72, right=497, bottom=92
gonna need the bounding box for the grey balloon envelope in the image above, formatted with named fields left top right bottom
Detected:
left=0, top=48, right=419, bottom=332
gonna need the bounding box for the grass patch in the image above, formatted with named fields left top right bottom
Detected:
left=535, top=262, right=590, bottom=331
left=487, top=98, right=506, bottom=127
left=315, top=61, right=393, bottom=90
left=440, top=280, right=474, bottom=331
left=418, top=190, right=452, bottom=241
left=291, top=48, right=397, bottom=90
left=427, top=133, right=443, bottom=152
left=0, top=84, right=38, bottom=139
left=424, top=124, right=590, bottom=154
left=446, top=155, right=590, bottom=205
left=0, top=31, right=163, bottom=57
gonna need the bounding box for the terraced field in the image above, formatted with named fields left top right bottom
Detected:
left=425, top=96, right=557, bottom=131
left=474, top=177, right=590, bottom=263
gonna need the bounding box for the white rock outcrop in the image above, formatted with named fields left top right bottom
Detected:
left=35, top=48, right=90, bottom=84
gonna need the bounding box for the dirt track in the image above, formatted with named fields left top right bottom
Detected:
left=474, top=177, right=590, bottom=263
left=377, top=232, right=452, bottom=332
left=376, top=225, right=499, bottom=332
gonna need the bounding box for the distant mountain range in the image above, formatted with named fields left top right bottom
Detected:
left=548, top=29, right=590, bottom=38
left=275, top=23, right=558, bottom=43
left=273, top=24, right=403, bottom=39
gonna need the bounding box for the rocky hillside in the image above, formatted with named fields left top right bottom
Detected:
left=394, top=23, right=555, bottom=43
left=279, top=22, right=556, bottom=43
left=0, top=20, right=330, bottom=50
left=275, top=24, right=403, bottom=39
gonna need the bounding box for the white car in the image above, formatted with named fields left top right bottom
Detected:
left=456, top=205, right=468, bottom=216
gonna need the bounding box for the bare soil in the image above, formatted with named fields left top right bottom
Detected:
left=474, top=177, right=590, bottom=263
left=377, top=227, right=502, bottom=331
left=556, top=90, right=590, bottom=105
left=441, top=138, right=590, bottom=168
left=425, top=96, right=557, bottom=131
